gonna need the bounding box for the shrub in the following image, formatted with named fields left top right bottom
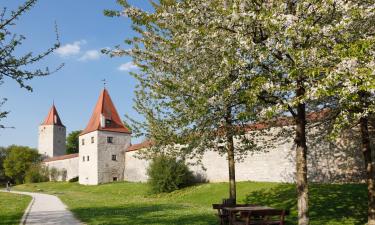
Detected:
left=68, top=176, right=78, bottom=182
left=49, top=167, right=59, bottom=181
left=61, top=169, right=67, bottom=182
left=24, top=164, right=49, bottom=183
left=147, top=155, right=194, bottom=193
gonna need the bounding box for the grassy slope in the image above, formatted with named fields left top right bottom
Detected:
left=14, top=182, right=366, bottom=225
left=0, top=192, right=31, bottom=225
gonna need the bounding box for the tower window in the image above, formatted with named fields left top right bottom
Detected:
left=107, top=137, right=113, bottom=144
left=91, top=137, right=94, bottom=143
left=87, top=155, right=90, bottom=161
left=83, top=156, right=85, bottom=162
left=112, top=154, right=117, bottom=161
left=82, top=139, right=85, bottom=146
left=105, top=119, right=112, bottom=126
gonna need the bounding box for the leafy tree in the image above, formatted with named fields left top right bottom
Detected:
left=215, top=1, right=372, bottom=224
left=105, top=0, right=267, bottom=202
left=313, top=7, right=375, bottom=224
left=66, top=130, right=81, bottom=154
left=3, top=145, right=41, bottom=184
left=0, top=146, right=10, bottom=184
left=147, top=155, right=194, bottom=193
left=24, top=164, right=49, bottom=183
left=0, top=0, right=62, bottom=127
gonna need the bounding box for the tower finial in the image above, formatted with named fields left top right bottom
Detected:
left=101, top=79, right=107, bottom=89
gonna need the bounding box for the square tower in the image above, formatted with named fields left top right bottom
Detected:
left=79, top=89, right=131, bottom=185
left=38, top=104, right=66, bottom=157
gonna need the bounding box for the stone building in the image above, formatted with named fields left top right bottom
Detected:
left=38, top=104, right=66, bottom=157
left=42, top=88, right=365, bottom=185
left=78, top=89, right=131, bottom=185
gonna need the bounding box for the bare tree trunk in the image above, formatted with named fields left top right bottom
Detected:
left=225, top=107, right=236, bottom=203
left=295, top=82, right=309, bottom=225
left=360, top=117, right=375, bottom=225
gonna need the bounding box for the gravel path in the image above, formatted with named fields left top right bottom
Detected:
left=2, top=190, right=83, bottom=225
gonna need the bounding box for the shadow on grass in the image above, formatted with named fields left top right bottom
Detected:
left=71, top=203, right=217, bottom=225
left=244, top=183, right=366, bottom=225
left=0, top=212, right=24, bottom=225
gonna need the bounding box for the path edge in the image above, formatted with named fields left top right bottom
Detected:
left=19, top=193, right=35, bottom=225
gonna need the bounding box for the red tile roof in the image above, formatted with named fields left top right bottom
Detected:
left=80, top=89, right=131, bottom=136
left=127, top=140, right=154, bottom=152
left=42, top=104, right=64, bottom=127
left=43, top=153, right=79, bottom=162
left=127, top=109, right=332, bottom=152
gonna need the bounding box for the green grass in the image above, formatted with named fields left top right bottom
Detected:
left=14, top=182, right=366, bottom=225
left=0, top=192, right=31, bottom=225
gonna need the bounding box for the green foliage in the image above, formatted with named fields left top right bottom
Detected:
left=66, top=130, right=81, bottom=154
left=24, top=164, right=49, bottom=183
left=68, top=176, right=78, bottom=182
left=0, top=146, right=10, bottom=184
left=147, top=155, right=194, bottom=193
left=3, top=145, right=41, bottom=184
left=49, top=167, right=59, bottom=182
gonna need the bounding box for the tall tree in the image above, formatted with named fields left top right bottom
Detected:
left=0, top=0, right=62, bottom=127
left=66, top=130, right=82, bottom=154
left=105, top=0, right=266, bottom=202
left=313, top=3, right=375, bottom=223
left=217, top=1, right=372, bottom=224
left=3, top=145, right=41, bottom=184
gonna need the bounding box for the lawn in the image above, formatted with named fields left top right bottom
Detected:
left=0, top=192, right=31, bottom=225
left=14, top=182, right=366, bottom=225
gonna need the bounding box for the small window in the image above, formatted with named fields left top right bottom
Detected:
left=91, top=137, right=94, bottom=144
left=107, top=137, right=113, bottom=144
left=112, top=154, right=117, bottom=161
left=87, top=155, right=90, bottom=161
left=82, top=156, right=85, bottom=162
left=82, top=139, right=85, bottom=146
left=113, top=177, right=118, bottom=182
left=105, top=119, right=112, bottom=126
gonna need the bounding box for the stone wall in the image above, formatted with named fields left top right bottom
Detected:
left=123, top=126, right=365, bottom=183
left=79, top=131, right=99, bottom=185
left=38, top=125, right=66, bottom=157
left=44, top=155, right=79, bottom=181
left=97, top=131, right=131, bottom=184
left=124, top=150, right=149, bottom=182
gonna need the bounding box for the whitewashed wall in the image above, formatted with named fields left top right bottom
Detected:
left=123, top=126, right=365, bottom=183
left=44, top=156, right=79, bottom=181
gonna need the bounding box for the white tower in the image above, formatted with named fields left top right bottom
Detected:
left=79, top=88, right=131, bottom=185
left=38, top=104, right=66, bottom=157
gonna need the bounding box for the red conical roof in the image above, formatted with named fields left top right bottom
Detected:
left=42, top=104, right=64, bottom=127
left=80, top=89, right=131, bottom=136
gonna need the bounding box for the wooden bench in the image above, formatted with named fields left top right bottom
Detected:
left=226, top=208, right=289, bottom=225
left=212, top=200, right=259, bottom=225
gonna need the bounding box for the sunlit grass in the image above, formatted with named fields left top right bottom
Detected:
left=14, top=181, right=366, bottom=225
left=0, top=192, right=31, bottom=225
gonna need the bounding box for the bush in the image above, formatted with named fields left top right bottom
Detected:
left=68, top=176, right=78, bottom=182
left=147, top=155, right=194, bottom=193
left=24, top=164, right=49, bottom=183
left=49, top=167, right=59, bottom=181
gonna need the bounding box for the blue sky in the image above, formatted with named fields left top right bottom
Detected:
left=1, top=0, right=152, bottom=147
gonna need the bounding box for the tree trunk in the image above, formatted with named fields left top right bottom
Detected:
left=225, top=107, right=236, bottom=203
left=295, top=82, right=309, bottom=225
left=359, top=117, right=375, bottom=225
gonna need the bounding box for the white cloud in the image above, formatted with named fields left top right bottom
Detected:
left=55, top=40, right=86, bottom=57
left=79, top=50, right=101, bottom=61
left=118, top=62, right=137, bottom=71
